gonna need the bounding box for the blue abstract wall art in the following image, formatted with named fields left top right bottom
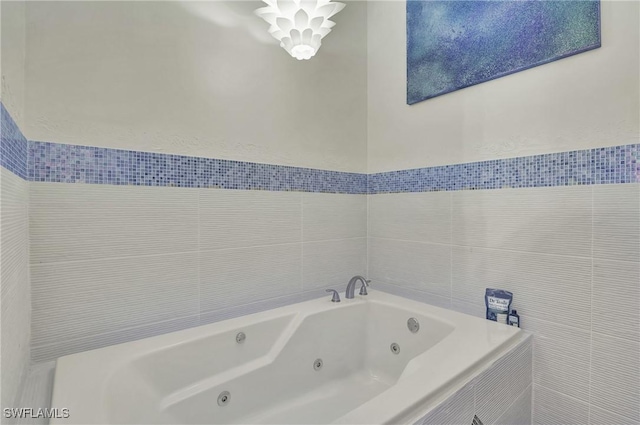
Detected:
left=407, top=0, right=601, bottom=105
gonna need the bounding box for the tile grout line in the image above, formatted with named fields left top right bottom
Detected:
left=374, top=282, right=451, bottom=304
left=535, top=382, right=592, bottom=406
left=197, top=189, right=201, bottom=326
left=32, top=240, right=330, bottom=268
left=493, top=382, right=533, bottom=425
left=450, top=191, right=453, bottom=308
left=301, top=236, right=368, bottom=245
left=31, top=313, right=201, bottom=351
left=365, top=193, right=369, bottom=281
left=588, top=185, right=594, bottom=425
left=473, top=379, right=477, bottom=423
left=300, top=193, right=304, bottom=293
left=26, top=170, right=34, bottom=367
left=590, top=329, right=640, bottom=344
left=29, top=249, right=204, bottom=267
left=531, top=346, right=535, bottom=424
left=369, top=236, right=595, bottom=261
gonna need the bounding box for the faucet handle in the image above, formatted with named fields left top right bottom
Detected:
left=326, top=289, right=341, bottom=302
left=359, top=280, right=371, bottom=296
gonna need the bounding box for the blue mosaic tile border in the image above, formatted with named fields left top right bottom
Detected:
left=368, top=144, right=640, bottom=193
left=3, top=102, right=638, bottom=192
left=0, top=103, right=28, bottom=179
left=28, top=141, right=368, bottom=194
left=22, top=140, right=640, bottom=193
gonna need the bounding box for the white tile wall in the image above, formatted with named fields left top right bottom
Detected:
left=452, top=186, right=592, bottom=257
left=28, top=185, right=367, bottom=361
left=31, top=253, right=199, bottom=346
left=29, top=184, right=199, bottom=263
left=524, top=316, right=590, bottom=402
left=592, top=258, right=640, bottom=342
left=495, top=385, right=532, bottom=425
left=415, top=334, right=532, bottom=425
left=475, top=337, right=532, bottom=425
left=449, top=297, right=485, bottom=318
left=374, top=281, right=451, bottom=309
left=452, top=246, right=592, bottom=329
left=368, top=183, right=640, bottom=425
left=590, top=184, right=640, bottom=425
left=368, top=238, right=451, bottom=297
left=533, top=385, right=589, bottom=425
left=417, top=383, right=475, bottom=425
left=1, top=168, right=30, bottom=415
left=369, top=192, right=451, bottom=243
left=32, top=315, right=200, bottom=362
left=199, top=244, right=302, bottom=312
left=199, top=289, right=326, bottom=326
left=590, top=333, right=640, bottom=422
left=302, top=193, right=367, bottom=241
left=199, top=190, right=301, bottom=250
left=302, top=193, right=368, bottom=291
left=590, top=406, right=640, bottom=425
left=22, top=180, right=640, bottom=424
left=16, top=361, right=55, bottom=425
left=302, top=238, right=367, bottom=291
left=593, top=184, right=640, bottom=262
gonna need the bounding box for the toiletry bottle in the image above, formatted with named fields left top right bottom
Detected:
left=508, top=310, right=520, bottom=327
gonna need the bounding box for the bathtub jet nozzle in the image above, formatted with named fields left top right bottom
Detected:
left=313, top=358, right=323, bottom=371
left=407, top=317, right=420, bottom=333
left=217, top=391, right=231, bottom=406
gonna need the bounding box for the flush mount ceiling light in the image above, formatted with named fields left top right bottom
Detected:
left=254, top=0, right=345, bottom=60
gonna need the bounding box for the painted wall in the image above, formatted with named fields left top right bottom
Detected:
left=367, top=1, right=640, bottom=173
left=0, top=0, right=26, bottom=129
left=23, top=1, right=368, bottom=173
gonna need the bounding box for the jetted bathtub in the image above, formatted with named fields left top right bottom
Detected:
left=51, top=291, right=523, bottom=424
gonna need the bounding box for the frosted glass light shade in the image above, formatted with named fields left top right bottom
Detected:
left=255, top=0, right=345, bottom=60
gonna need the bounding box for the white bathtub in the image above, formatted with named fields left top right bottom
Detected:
left=51, top=291, right=522, bottom=425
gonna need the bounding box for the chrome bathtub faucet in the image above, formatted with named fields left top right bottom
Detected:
left=326, top=289, right=341, bottom=302
left=345, top=276, right=370, bottom=299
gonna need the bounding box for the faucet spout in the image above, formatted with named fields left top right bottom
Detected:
left=345, top=275, right=370, bottom=299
